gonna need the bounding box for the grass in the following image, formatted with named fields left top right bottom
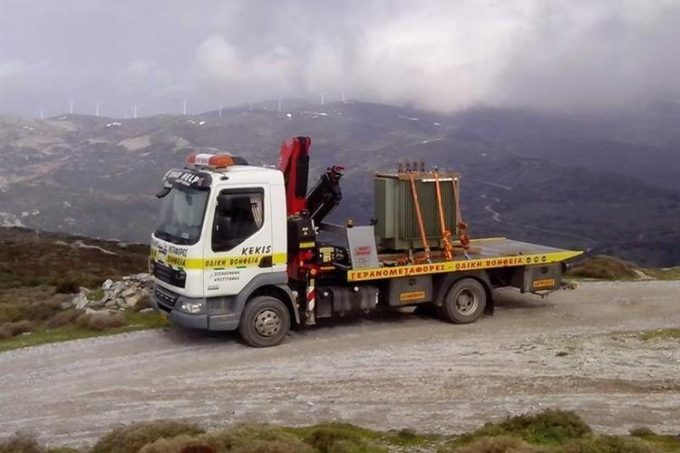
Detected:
left=639, top=328, right=680, bottom=341
left=442, top=409, right=591, bottom=449
left=567, top=256, right=680, bottom=282
left=87, top=288, right=105, bottom=302
left=0, top=228, right=152, bottom=350
left=3, top=410, right=679, bottom=452
left=643, top=267, right=680, bottom=281
left=0, top=312, right=168, bottom=352
left=567, top=255, right=639, bottom=280
left=630, top=427, right=680, bottom=452
left=91, top=420, right=204, bottom=453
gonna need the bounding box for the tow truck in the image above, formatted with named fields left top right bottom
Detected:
left=150, top=136, right=582, bottom=347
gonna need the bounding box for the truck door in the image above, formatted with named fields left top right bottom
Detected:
left=203, top=186, right=274, bottom=296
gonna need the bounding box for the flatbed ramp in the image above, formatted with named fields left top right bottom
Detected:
left=347, top=238, right=582, bottom=282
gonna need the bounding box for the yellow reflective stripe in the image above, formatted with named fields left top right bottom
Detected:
left=347, top=250, right=583, bottom=282
left=273, top=252, right=287, bottom=265
left=152, top=252, right=288, bottom=270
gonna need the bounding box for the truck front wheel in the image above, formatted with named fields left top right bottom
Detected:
left=239, top=296, right=291, bottom=347
left=441, top=278, right=487, bottom=324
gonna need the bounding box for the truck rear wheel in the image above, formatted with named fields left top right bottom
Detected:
left=441, top=278, right=486, bottom=324
left=239, top=296, right=290, bottom=347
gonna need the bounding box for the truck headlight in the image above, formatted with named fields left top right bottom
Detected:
left=178, top=300, right=205, bottom=314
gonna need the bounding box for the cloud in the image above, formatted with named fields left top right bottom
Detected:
left=0, top=59, right=48, bottom=82
left=2, top=0, right=680, bottom=116
left=194, top=35, right=296, bottom=94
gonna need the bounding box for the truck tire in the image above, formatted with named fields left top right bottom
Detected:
left=238, top=296, right=291, bottom=348
left=441, top=278, right=487, bottom=324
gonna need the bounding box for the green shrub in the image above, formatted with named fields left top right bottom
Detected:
left=211, top=425, right=314, bottom=453
left=76, top=312, right=126, bottom=331
left=0, top=431, right=45, bottom=453
left=139, top=434, right=219, bottom=453
left=92, top=420, right=204, bottom=453
left=54, top=281, right=81, bottom=294
left=441, top=434, right=540, bottom=453
left=87, top=288, right=105, bottom=302
left=46, top=310, right=81, bottom=328
left=629, top=427, right=655, bottom=438
left=0, top=303, right=22, bottom=323
left=567, top=256, right=637, bottom=280
left=303, top=424, right=386, bottom=453
left=22, top=299, right=65, bottom=323
left=452, top=409, right=591, bottom=448
left=561, top=435, right=657, bottom=453
left=0, top=320, right=34, bottom=339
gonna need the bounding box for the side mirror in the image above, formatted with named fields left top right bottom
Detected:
left=156, top=187, right=171, bottom=199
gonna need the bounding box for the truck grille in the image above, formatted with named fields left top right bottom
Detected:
left=152, top=261, right=186, bottom=288
left=154, top=286, right=178, bottom=311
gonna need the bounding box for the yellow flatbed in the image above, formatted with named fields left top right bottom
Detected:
left=347, top=237, right=582, bottom=282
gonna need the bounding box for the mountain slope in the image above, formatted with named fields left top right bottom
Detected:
left=1, top=102, right=679, bottom=266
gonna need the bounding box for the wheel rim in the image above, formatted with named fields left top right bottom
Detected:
left=254, top=309, right=281, bottom=337
left=455, top=289, right=478, bottom=315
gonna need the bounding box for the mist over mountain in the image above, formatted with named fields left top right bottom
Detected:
left=1, top=100, right=679, bottom=266
left=3, top=1, right=680, bottom=117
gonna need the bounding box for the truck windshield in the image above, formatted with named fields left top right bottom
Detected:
left=154, top=186, right=209, bottom=245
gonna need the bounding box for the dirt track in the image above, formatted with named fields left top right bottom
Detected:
left=1, top=280, right=679, bottom=448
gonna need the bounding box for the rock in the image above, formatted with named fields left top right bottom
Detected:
left=79, top=287, right=91, bottom=295
left=89, top=300, right=105, bottom=309
left=85, top=307, right=98, bottom=315
left=102, top=279, right=114, bottom=290
left=125, top=295, right=141, bottom=308
left=73, top=293, right=89, bottom=310
left=121, top=288, right=136, bottom=298
left=104, top=300, right=117, bottom=308
left=139, top=308, right=154, bottom=314
left=59, top=301, right=72, bottom=310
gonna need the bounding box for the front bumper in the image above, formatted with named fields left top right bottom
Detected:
left=152, top=284, right=239, bottom=331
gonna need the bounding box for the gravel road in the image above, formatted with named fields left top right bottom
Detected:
left=1, top=280, right=679, bottom=448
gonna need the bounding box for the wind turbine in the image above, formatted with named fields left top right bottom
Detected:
left=320, top=93, right=325, bottom=106
left=68, top=99, right=74, bottom=114
left=182, top=99, right=187, bottom=115
left=39, top=105, right=45, bottom=119
left=132, top=103, right=138, bottom=119
left=95, top=102, right=100, bottom=117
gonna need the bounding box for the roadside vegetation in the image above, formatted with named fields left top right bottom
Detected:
left=643, top=266, right=680, bottom=281
left=0, top=227, right=165, bottom=351
left=566, top=255, right=680, bottom=282
left=1, top=409, right=679, bottom=452
left=566, top=255, right=639, bottom=280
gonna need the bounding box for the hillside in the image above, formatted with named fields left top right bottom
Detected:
left=1, top=101, right=679, bottom=265
left=0, top=227, right=156, bottom=348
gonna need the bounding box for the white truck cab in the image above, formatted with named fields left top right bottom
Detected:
left=151, top=154, right=296, bottom=343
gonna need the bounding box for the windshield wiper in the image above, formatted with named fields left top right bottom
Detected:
left=155, top=229, right=195, bottom=245
left=154, top=230, right=172, bottom=241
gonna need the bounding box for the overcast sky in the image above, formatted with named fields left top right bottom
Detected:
left=1, top=0, right=679, bottom=118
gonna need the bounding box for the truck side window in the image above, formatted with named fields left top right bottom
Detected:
left=212, top=188, right=264, bottom=252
